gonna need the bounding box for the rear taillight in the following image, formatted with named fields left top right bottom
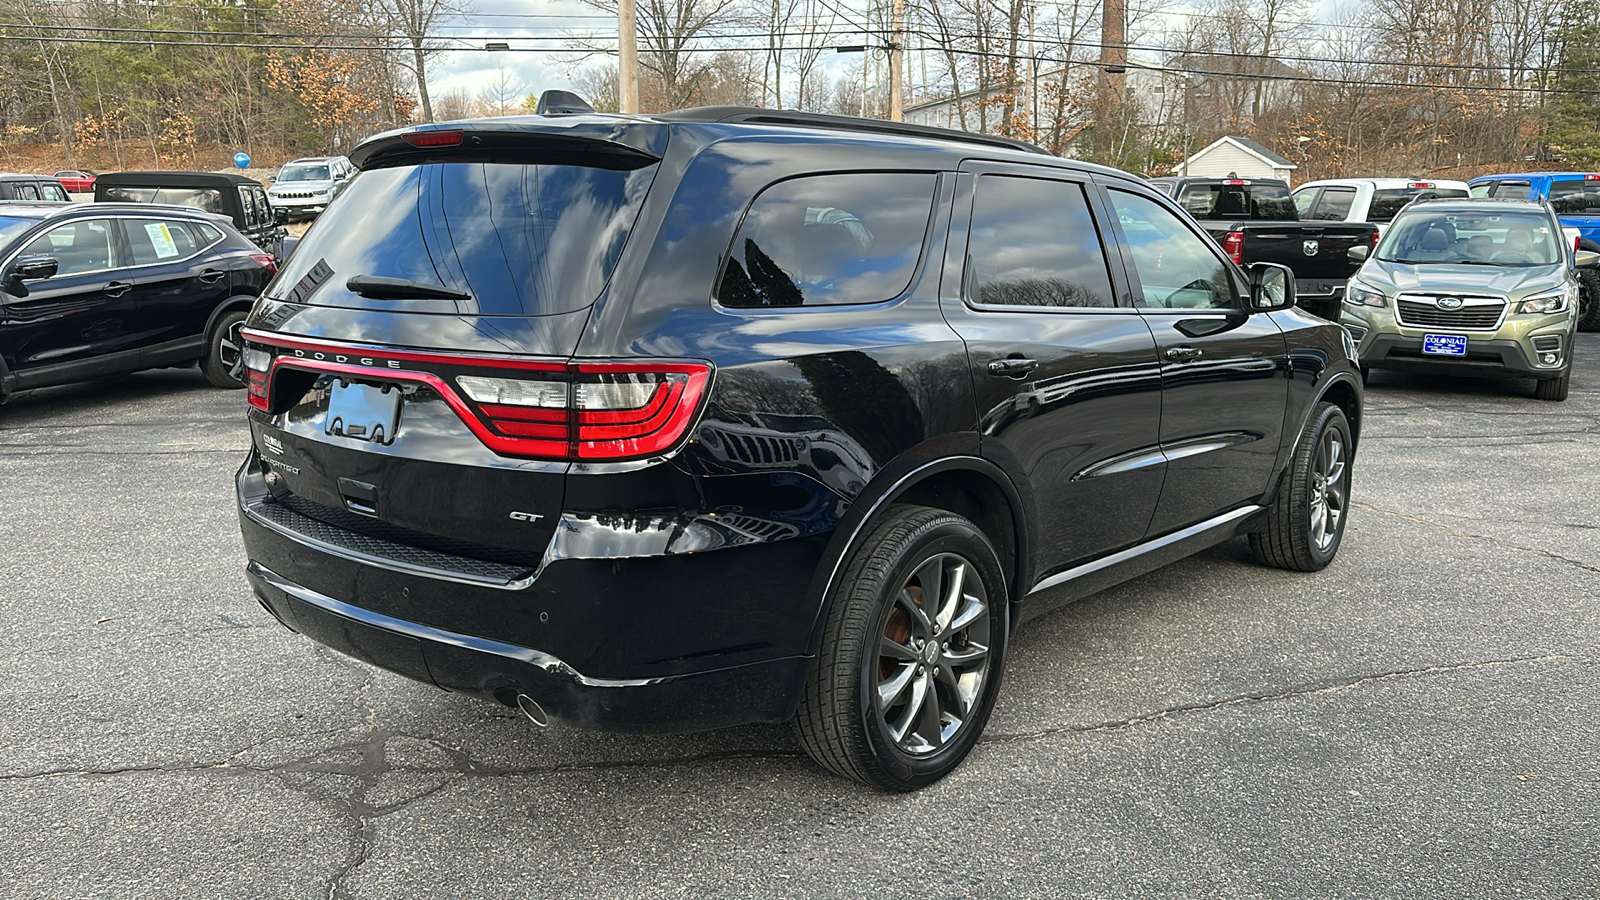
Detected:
left=249, top=253, right=277, bottom=274
left=1221, top=230, right=1244, bottom=265
left=238, top=330, right=712, bottom=461
left=1372, top=230, right=1381, bottom=249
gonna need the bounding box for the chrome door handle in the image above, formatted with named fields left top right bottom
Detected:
left=104, top=281, right=132, bottom=298
left=198, top=268, right=226, bottom=283
left=1165, top=346, right=1203, bottom=361
left=987, top=357, right=1039, bottom=379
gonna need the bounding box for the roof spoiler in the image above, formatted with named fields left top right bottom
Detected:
left=350, top=122, right=663, bottom=171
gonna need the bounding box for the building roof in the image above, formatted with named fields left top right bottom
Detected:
left=1186, top=135, right=1298, bottom=170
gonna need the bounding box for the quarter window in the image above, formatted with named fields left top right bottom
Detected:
left=19, top=219, right=117, bottom=275
left=718, top=173, right=936, bottom=308
left=1108, top=190, right=1237, bottom=310
left=965, top=175, right=1115, bottom=308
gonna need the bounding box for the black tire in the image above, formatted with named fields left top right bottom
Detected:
left=1535, top=371, right=1570, bottom=401
left=1577, top=269, right=1600, bottom=333
left=793, top=505, right=1009, bottom=792
left=1250, top=402, right=1353, bottom=572
left=201, top=309, right=249, bottom=389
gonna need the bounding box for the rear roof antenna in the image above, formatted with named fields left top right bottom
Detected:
left=535, top=90, right=596, bottom=116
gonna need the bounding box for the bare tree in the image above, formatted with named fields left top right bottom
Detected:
left=375, top=0, right=475, bottom=123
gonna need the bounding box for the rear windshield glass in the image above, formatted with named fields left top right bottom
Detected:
left=1176, top=182, right=1296, bottom=220
left=270, top=161, right=656, bottom=316
left=1378, top=210, right=1560, bottom=266
left=101, top=186, right=227, bottom=216
left=1548, top=179, right=1600, bottom=215
left=1368, top=187, right=1468, bottom=222
left=717, top=173, right=936, bottom=308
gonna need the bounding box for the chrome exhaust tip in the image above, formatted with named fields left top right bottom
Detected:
left=515, top=693, right=550, bottom=728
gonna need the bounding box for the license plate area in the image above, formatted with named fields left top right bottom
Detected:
left=325, top=380, right=402, bottom=444
left=1422, top=334, right=1468, bottom=356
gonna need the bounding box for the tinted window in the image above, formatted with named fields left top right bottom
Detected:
left=1176, top=182, right=1296, bottom=219
left=1369, top=187, right=1469, bottom=222
left=1309, top=187, right=1356, bottom=221
left=1548, top=180, right=1600, bottom=215
left=126, top=219, right=203, bottom=264
left=20, top=219, right=116, bottom=275
left=101, top=186, right=226, bottom=216
left=718, top=173, right=935, bottom=308
left=964, top=175, right=1114, bottom=309
left=1109, top=190, right=1236, bottom=309
left=192, top=221, right=223, bottom=244
left=273, top=160, right=654, bottom=316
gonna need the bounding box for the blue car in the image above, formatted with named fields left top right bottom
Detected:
left=1469, top=172, right=1600, bottom=330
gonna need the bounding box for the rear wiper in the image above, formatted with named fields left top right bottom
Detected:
left=346, top=275, right=470, bottom=301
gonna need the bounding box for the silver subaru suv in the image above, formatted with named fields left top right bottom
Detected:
left=1341, top=198, right=1596, bottom=401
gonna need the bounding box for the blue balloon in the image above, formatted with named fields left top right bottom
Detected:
left=232, top=152, right=251, bottom=169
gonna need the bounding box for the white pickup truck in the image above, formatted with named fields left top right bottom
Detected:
left=1292, top=178, right=1470, bottom=234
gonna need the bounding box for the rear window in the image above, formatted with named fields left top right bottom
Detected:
left=717, top=173, right=936, bottom=308
left=1176, top=182, right=1296, bottom=219
left=270, top=161, right=656, bottom=316
left=102, top=185, right=227, bottom=216
left=1368, top=187, right=1468, bottom=222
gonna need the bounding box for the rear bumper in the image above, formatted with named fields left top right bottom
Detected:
left=236, top=457, right=827, bottom=732
left=247, top=562, right=807, bottom=731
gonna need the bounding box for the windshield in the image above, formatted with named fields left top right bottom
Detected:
left=1368, top=187, right=1469, bottom=222
left=100, top=185, right=226, bottom=215
left=1377, top=210, right=1560, bottom=266
left=1176, top=182, right=1296, bottom=219
left=0, top=215, right=40, bottom=247
left=271, top=159, right=656, bottom=316
left=279, top=165, right=331, bottom=183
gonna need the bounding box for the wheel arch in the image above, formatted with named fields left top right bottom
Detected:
left=203, top=296, right=258, bottom=343
left=1318, top=374, right=1363, bottom=451
left=803, top=453, right=1031, bottom=659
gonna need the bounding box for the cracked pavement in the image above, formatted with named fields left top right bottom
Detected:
left=2, top=340, right=1598, bottom=898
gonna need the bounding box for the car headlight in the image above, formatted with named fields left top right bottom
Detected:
left=1518, top=289, right=1571, bottom=314
left=1346, top=282, right=1387, bottom=308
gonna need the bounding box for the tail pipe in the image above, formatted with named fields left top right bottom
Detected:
left=515, top=693, right=550, bottom=728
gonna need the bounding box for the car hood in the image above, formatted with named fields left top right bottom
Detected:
left=269, top=180, right=335, bottom=193
left=1354, top=261, right=1567, bottom=301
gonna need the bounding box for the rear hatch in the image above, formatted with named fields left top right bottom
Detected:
left=238, top=120, right=694, bottom=568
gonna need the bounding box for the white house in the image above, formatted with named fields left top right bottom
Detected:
left=1179, top=135, right=1298, bottom=184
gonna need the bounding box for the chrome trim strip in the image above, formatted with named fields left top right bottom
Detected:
left=249, top=563, right=663, bottom=687
left=240, top=497, right=539, bottom=591
left=1073, top=432, right=1260, bottom=481
left=1027, top=505, right=1262, bottom=596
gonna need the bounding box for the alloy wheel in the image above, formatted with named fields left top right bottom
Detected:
left=1308, top=428, right=1347, bottom=552
left=875, top=553, right=992, bottom=756
left=221, top=318, right=246, bottom=381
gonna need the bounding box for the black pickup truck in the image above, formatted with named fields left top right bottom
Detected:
left=1148, top=176, right=1377, bottom=319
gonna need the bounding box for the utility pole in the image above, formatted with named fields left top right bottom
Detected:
left=619, top=0, right=639, bottom=113
left=888, top=0, right=905, bottom=121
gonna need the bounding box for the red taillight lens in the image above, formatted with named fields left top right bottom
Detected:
left=239, top=330, right=712, bottom=461
left=1372, top=230, right=1381, bottom=249
left=249, top=253, right=277, bottom=274
left=1222, top=230, right=1245, bottom=265
left=402, top=129, right=464, bottom=148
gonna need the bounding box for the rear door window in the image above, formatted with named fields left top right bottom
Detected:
left=125, top=218, right=203, bottom=264
left=271, top=160, right=656, bottom=315
left=718, top=172, right=936, bottom=308
left=964, top=175, right=1115, bottom=309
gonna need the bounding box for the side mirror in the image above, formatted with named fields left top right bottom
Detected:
left=1347, top=245, right=1370, bottom=262
left=273, top=208, right=288, bottom=225
left=1574, top=250, right=1599, bottom=269
left=11, top=254, right=60, bottom=281
left=268, top=175, right=277, bottom=183
left=1248, top=262, right=1296, bottom=311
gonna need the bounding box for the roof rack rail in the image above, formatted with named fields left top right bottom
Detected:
left=655, top=106, right=1050, bottom=156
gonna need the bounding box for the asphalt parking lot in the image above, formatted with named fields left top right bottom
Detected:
left=2, top=339, right=1597, bottom=899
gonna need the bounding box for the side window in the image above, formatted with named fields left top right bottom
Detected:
left=19, top=219, right=117, bottom=275
left=965, top=175, right=1116, bottom=309
left=126, top=219, right=202, bottom=265
left=238, top=187, right=259, bottom=229
left=192, top=221, right=223, bottom=245
left=1309, top=187, right=1356, bottom=221
left=1292, top=188, right=1318, bottom=218
left=19, top=184, right=40, bottom=201
left=1469, top=182, right=1492, bottom=199
left=1490, top=181, right=1530, bottom=199
left=717, top=172, right=936, bottom=308
left=1107, top=189, right=1237, bottom=310
left=40, top=183, right=68, bottom=202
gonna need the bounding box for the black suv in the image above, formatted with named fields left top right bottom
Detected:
left=95, top=171, right=286, bottom=262
left=0, top=174, right=70, bottom=202
left=0, top=203, right=276, bottom=401
left=236, top=104, right=1363, bottom=790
